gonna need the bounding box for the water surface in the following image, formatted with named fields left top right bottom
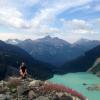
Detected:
left=48, top=72, right=100, bottom=100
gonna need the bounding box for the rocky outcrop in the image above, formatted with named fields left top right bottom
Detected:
left=87, top=58, right=100, bottom=77
left=87, top=84, right=100, bottom=91
left=0, top=77, right=86, bottom=100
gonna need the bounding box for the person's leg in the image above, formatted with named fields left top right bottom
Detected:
left=20, top=72, right=24, bottom=79
left=22, top=73, right=26, bottom=79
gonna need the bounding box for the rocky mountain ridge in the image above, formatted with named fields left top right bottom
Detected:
left=6, top=36, right=100, bottom=66
left=59, top=45, right=100, bottom=74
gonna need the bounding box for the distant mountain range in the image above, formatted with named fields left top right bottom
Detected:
left=6, top=39, right=22, bottom=45
left=5, top=36, right=100, bottom=66
left=73, top=38, right=100, bottom=51
left=1, top=36, right=100, bottom=78
left=0, top=40, right=53, bottom=80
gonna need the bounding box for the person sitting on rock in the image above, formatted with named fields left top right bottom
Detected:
left=19, top=62, right=27, bottom=79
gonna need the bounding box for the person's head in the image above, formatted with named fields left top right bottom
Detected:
left=21, top=62, right=26, bottom=66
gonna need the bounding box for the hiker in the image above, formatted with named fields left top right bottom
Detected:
left=19, top=62, right=27, bottom=79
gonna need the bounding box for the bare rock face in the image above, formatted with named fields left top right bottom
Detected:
left=96, top=71, right=100, bottom=77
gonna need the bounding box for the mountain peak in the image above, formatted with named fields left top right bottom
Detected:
left=44, top=35, right=52, bottom=39
left=36, top=36, right=70, bottom=46
left=6, top=39, right=21, bottom=45
left=75, top=38, right=90, bottom=44
left=24, top=39, right=33, bottom=42
left=74, top=38, right=100, bottom=46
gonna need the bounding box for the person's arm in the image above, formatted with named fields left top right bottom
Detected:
left=19, top=66, right=22, bottom=72
left=25, top=69, right=27, bottom=75
left=20, top=69, right=23, bottom=75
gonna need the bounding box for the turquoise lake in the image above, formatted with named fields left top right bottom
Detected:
left=48, top=72, right=100, bottom=100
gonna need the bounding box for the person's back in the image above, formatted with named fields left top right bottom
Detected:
left=19, top=62, right=27, bottom=79
left=21, top=66, right=26, bottom=73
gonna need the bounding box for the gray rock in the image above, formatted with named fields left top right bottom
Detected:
left=34, top=96, right=49, bottom=100
left=0, top=94, right=6, bottom=100
left=60, top=95, right=73, bottom=100
left=56, top=92, right=64, bottom=97
left=96, top=71, right=100, bottom=77
left=87, top=84, right=100, bottom=91
left=52, top=95, right=60, bottom=100
left=28, top=90, right=37, bottom=99
left=0, top=94, right=12, bottom=100
left=11, top=88, right=17, bottom=93
left=17, top=85, right=29, bottom=96
left=29, top=80, right=43, bottom=87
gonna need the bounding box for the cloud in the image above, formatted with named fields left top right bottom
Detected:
left=0, top=0, right=100, bottom=42
left=63, top=19, right=90, bottom=30
left=0, top=0, right=39, bottom=7
left=0, top=32, right=40, bottom=40
left=56, top=18, right=100, bottom=43
left=0, top=7, right=27, bottom=28
left=94, top=18, right=100, bottom=25
left=61, top=19, right=95, bottom=34
left=61, top=33, right=100, bottom=43
left=30, top=0, right=91, bottom=28
left=94, top=4, right=100, bottom=11
left=23, top=0, right=39, bottom=6
left=0, top=0, right=91, bottom=30
left=39, top=25, right=61, bottom=35
left=0, top=0, right=40, bottom=28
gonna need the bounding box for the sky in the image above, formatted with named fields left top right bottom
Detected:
left=0, top=0, right=100, bottom=43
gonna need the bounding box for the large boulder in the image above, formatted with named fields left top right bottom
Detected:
left=0, top=94, right=12, bottom=100
left=28, top=90, right=37, bottom=99
left=29, top=80, right=43, bottom=87
left=34, top=96, right=49, bottom=100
